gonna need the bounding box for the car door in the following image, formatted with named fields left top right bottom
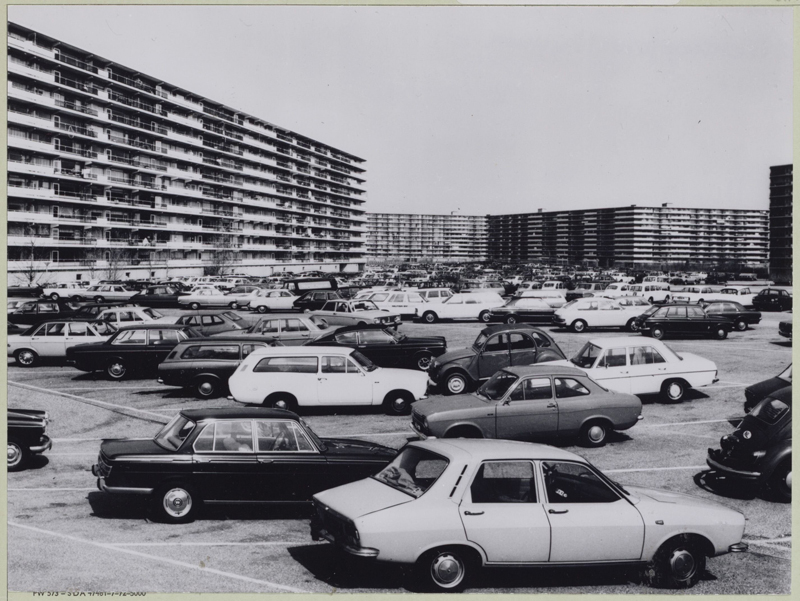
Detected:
left=477, top=333, right=511, bottom=380
left=508, top=333, right=538, bottom=366
left=495, top=377, right=559, bottom=440
left=145, top=329, right=182, bottom=369
left=64, top=321, right=95, bottom=354
left=317, top=355, right=373, bottom=405
left=541, top=460, right=644, bottom=562
left=686, top=306, right=710, bottom=334
left=34, top=322, right=68, bottom=357
left=281, top=318, right=314, bottom=345
left=191, top=420, right=260, bottom=501
left=459, top=460, right=551, bottom=562
left=596, top=299, right=623, bottom=327
left=356, top=329, right=399, bottom=366
left=594, top=347, right=632, bottom=393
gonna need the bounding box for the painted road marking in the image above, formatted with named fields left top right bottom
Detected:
left=9, top=488, right=96, bottom=491
left=109, top=541, right=321, bottom=547
left=8, top=521, right=314, bottom=593
left=640, top=419, right=731, bottom=428
left=604, top=465, right=707, bottom=474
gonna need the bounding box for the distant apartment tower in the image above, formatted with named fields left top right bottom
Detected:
left=7, top=23, right=367, bottom=284
left=768, top=164, right=792, bottom=284
left=366, top=213, right=488, bottom=262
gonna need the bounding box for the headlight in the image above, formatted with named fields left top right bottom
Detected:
left=742, top=430, right=752, bottom=440
left=344, top=521, right=360, bottom=547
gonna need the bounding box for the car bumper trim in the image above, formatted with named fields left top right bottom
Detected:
left=705, top=456, right=761, bottom=480
left=410, top=423, right=429, bottom=439
left=29, top=436, right=52, bottom=453
left=97, top=478, right=154, bottom=495
left=729, top=542, right=749, bottom=553
left=318, top=530, right=379, bottom=558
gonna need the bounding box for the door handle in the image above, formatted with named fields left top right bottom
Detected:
left=548, top=508, right=569, bottom=514
left=547, top=403, right=557, bottom=408
left=464, top=510, right=484, bottom=516
left=258, top=458, right=273, bottom=464
left=318, top=377, right=327, bottom=381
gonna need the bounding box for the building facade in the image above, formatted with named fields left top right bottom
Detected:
left=8, top=23, right=367, bottom=285
left=768, top=164, right=792, bottom=284
left=366, top=213, right=488, bottom=262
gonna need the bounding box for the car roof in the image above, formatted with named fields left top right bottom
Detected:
left=180, top=407, right=300, bottom=421
left=502, top=364, right=588, bottom=378
left=176, top=335, right=281, bottom=344
left=408, top=438, right=585, bottom=463
left=247, top=345, right=352, bottom=357
left=766, top=385, right=792, bottom=405
left=583, top=336, right=659, bottom=348
left=114, top=324, right=191, bottom=331
left=479, top=323, right=548, bottom=336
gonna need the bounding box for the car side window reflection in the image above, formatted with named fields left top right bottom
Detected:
left=470, top=461, right=536, bottom=503
left=554, top=378, right=590, bottom=398
left=509, top=377, right=552, bottom=401
left=598, top=348, right=627, bottom=368
left=256, top=420, right=314, bottom=452
left=484, top=334, right=507, bottom=353
left=542, top=461, right=619, bottom=504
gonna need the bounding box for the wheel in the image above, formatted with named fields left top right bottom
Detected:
left=195, top=377, right=219, bottom=399
left=571, top=319, right=587, bottom=333
left=94, top=296, right=105, bottom=303
left=50, top=292, right=60, bottom=301
left=661, top=379, right=686, bottom=403
left=257, top=305, right=269, bottom=314
left=357, top=321, right=367, bottom=327
left=106, top=360, right=128, bottom=380
left=383, top=390, right=414, bottom=416
left=422, top=311, right=437, bottom=324
left=7, top=441, right=29, bottom=472
left=445, top=373, right=469, bottom=395
left=414, top=352, right=434, bottom=371
left=651, top=327, right=665, bottom=340
left=415, top=547, right=474, bottom=592
left=478, top=310, right=491, bottom=323
left=664, top=296, right=670, bottom=303
left=229, top=301, right=239, bottom=309
left=648, top=296, right=655, bottom=303
left=189, top=302, right=201, bottom=311
left=443, top=427, right=483, bottom=439
left=643, top=536, right=706, bottom=589
left=767, top=459, right=791, bottom=502
left=579, top=420, right=608, bottom=448
left=625, top=318, right=640, bottom=333
left=15, top=349, right=38, bottom=367
left=735, top=319, right=747, bottom=332
left=70, top=295, right=83, bottom=302
left=714, top=327, right=728, bottom=340
left=505, top=315, right=518, bottom=324
left=264, top=393, right=298, bottom=413
left=152, top=482, right=200, bottom=524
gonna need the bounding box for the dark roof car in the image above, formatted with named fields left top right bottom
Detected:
left=427, top=324, right=567, bottom=395
left=752, top=288, right=792, bottom=312
left=487, top=297, right=555, bottom=324
left=91, top=407, right=397, bottom=523
left=701, top=301, right=762, bottom=332
left=744, top=365, right=791, bottom=413
left=7, top=285, right=44, bottom=298
left=164, top=311, right=249, bottom=336
left=131, top=285, right=187, bottom=308
left=306, top=324, right=447, bottom=371
left=68, top=302, right=129, bottom=320
left=8, top=408, right=52, bottom=471
left=292, top=290, right=343, bottom=312
left=7, top=299, right=81, bottom=326
left=779, top=318, right=792, bottom=339
left=634, top=304, right=733, bottom=340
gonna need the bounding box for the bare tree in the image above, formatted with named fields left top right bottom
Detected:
left=203, top=235, right=239, bottom=277
left=13, top=238, right=53, bottom=287
left=103, top=248, right=134, bottom=281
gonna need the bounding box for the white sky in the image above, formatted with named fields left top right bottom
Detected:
left=10, top=6, right=793, bottom=216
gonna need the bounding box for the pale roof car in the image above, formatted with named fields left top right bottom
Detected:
left=627, top=283, right=672, bottom=304
left=412, top=365, right=642, bottom=447
left=418, top=292, right=505, bottom=324
left=671, top=286, right=724, bottom=305
left=600, top=282, right=631, bottom=298
left=248, top=289, right=299, bottom=313
left=715, top=286, right=757, bottom=307
left=566, top=336, right=718, bottom=402
left=312, top=300, right=401, bottom=327
left=553, top=297, right=650, bottom=333
left=41, top=282, right=88, bottom=301
left=228, top=346, right=429, bottom=415
left=416, top=288, right=455, bottom=304
left=361, top=291, right=428, bottom=319
left=517, top=290, right=568, bottom=309
left=8, top=320, right=118, bottom=367
left=178, top=287, right=248, bottom=310
left=212, top=313, right=333, bottom=345
left=84, top=284, right=138, bottom=303
left=158, top=311, right=247, bottom=336
left=95, top=307, right=168, bottom=328
left=311, top=438, right=747, bottom=592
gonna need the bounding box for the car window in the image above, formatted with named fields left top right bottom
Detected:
left=688, top=307, right=705, bottom=318
left=629, top=345, right=666, bottom=365
left=67, top=322, right=89, bottom=336
left=242, top=343, right=265, bottom=357
left=255, top=420, right=314, bottom=452
left=112, top=329, right=147, bottom=345
left=194, top=421, right=253, bottom=452
left=542, top=461, right=620, bottom=504
left=39, top=302, right=59, bottom=313
left=373, top=447, right=449, bottom=499
left=508, top=333, right=535, bottom=351
left=554, top=377, right=591, bottom=398
left=91, top=322, right=117, bottom=336
left=470, top=461, right=536, bottom=503
left=359, top=330, right=394, bottom=344
left=253, top=356, right=318, bottom=373
left=284, top=319, right=309, bottom=332
left=258, top=320, right=280, bottom=334
left=427, top=290, right=439, bottom=298
left=148, top=329, right=180, bottom=346
left=183, top=344, right=240, bottom=360
left=335, top=332, right=359, bottom=345
left=513, top=377, right=552, bottom=401
left=598, top=348, right=627, bottom=368
left=321, top=355, right=347, bottom=374
left=484, top=334, right=507, bottom=353
left=44, top=322, right=67, bottom=336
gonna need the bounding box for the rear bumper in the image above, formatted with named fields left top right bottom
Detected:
left=706, top=452, right=762, bottom=481
left=93, top=476, right=153, bottom=495
left=30, top=435, right=52, bottom=454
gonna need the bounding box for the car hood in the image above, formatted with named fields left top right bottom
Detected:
left=401, top=335, right=447, bottom=348
left=100, top=438, right=168, bottom=459
left=626, top=485, right=740, bottom=513
left=314, top=476, right=414, bottom=519
left=320, top=438, right=397, bottom=460
left=433, top=346, right=476, bottom=365
left=414, top=393, right=490, bottom=417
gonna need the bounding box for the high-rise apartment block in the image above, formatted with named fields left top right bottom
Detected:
left=768, top=164, right=792, bottom=284
left=8, top=23, right=367, bottom=284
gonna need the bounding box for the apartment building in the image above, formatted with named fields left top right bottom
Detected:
left=768, top=164, right=792, bottom=284
left=366, top=213, right=489, bottom=262
left=8, top=23, right=367, bottom=284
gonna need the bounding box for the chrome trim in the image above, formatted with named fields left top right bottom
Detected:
left=410, top=423, right=428, bottom=439
left=729, top=542, right=749, bottom=553
left=706, top=456, right=761, bottom=479
left=29, top=437, right=52, bottom=453
left=114, top=455, right=193, bottom=463
left=319, top=530, right=380, bottom=558
left=98, top=479, right=153, bottom=495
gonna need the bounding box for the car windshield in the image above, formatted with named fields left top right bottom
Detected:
left=778, top=365, right=792, bottom=382
left=353, top=301, right=379, bottom=311
left=372, top=447, right=449, bottom=498
left=642, top=305, right=660, bottom=317
left=473, top=332, right=488, bottom=350
left=350, top=350, right=378, bottom=372
left=143, top=308, right=164, bottom=319
left=153, top=414, right=196, bottom=451
left=222, top=311, right=243, bottom=321
left=750, top=397, right=790, bottom=425
left=309, top=316, right=329, bottom=330
left=477, top=370, right=519, bottom=400
left=571, top=342, right=602, bottom=369
left=389, top=329, right=407, bottom=342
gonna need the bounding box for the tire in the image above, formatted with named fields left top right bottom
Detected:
left=625, top=318, right=640, bottom=333
left=106, top=360, right=128, bottom=380
left=7, top=441, right=29, bottom=472
left=229, top=301, right=239, bottom=310
left=661, top=379, right=686, bottom=403
left=579, top=420, right=609, bottom=448
left=422, top=311, right=437, bottom=324
left=15, top=349, right=38, bottom=367
left=415, top=547, right=475, bottom=592
left=643, top=536, right=706, bottom=589
left=257, top=305, right=269, bottom=314
left=94, top=296, right=105, bottom=303
left=195, top=377, right=220, bottom=399
left=264, top=393, right=298, bottom=413
left=70, top=295, right=83, bottom=303
left=767, top=459, right=791, bottom=502
left=357, top=321, right=367, bottom=327
left=714, top=327, right=728, bottom=340
left=152, top=482, right=201, bottom=524
left=505, top=315, right=518, bottom=324
left=651, top=327, right=665, bottom=340
left=443, top=426, right=483, bottom=439
left=571, top=319, right=587, bottom=333
left=414, top=352, right=434, bottom=371
left=735, top=319, right=747, bottom=332
left=444, top=373, right=469, bottom=395
left=478, top=311, right=491, bottom=323
left=50, top=292, right=60, bottom=301
left=383, top=390, right=414, bottom=416
left=189, top=302, right=201, bottom=311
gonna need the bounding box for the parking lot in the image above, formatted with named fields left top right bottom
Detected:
left=7, top=309, right=792, bottom=594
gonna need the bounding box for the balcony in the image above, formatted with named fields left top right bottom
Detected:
left=108, top=112, right=168, bottom=135
left=54, top=98, right=98, bottom=117
left=55, top=53, right=98, bottom=74
left=107, top=71, right=157, bottom=95
left=108, top=91, right=166, bottom=116
left=54, top=143, right=98, bottom=159
left=54, top=73, right=98, bottom=96
left=107, top=133, right=167, bottom=155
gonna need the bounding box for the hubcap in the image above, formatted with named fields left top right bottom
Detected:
left=574, top=322, right=585, bottom=332
left=786, top=470, right=792, bottom=489
left=163, top=488, right=192, bottom=518
left=448, top=378, right=466, bottom=394
left=18, top=351, right=35, bottom=366
left=668, top=383, right=682, bottom=399
left=669, top=548, right=696, bottom=581
left=392, top=397, right=407, bottom=412
left=588, top=425, right=605, bottom=442
left=198, top=381, right=215, bottom=396
left=430, top=553, right=464, bottom=587
left=417, top=356, right=432, bottom=370
left=108, top=363, right=126, bottom=377
left=7, top=444, right=22, bottom=466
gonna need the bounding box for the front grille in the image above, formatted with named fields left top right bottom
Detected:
left=95, top=453, right=112, bottom=477
left=412, top=410, right=425, bottom=432
left=317, top=503, right=349, bottom=543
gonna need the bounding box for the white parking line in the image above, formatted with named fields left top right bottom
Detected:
left=746, top=537, right=791, bottom=545
left=708, top=384, right=748, bottom=389
left=8, top=521, right=313, bottom=593
left=641, top=419, right=731, bottom=428
left=110, top=541, right=319, bottom=547
left=604, top=465, right=707, bottom=474
left=9, top=488, right=96, bottom=491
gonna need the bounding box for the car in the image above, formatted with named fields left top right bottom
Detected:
left=701, top=301, right=761, bottom=332
left=361, top=291, right=428, bottom=319
left=66, top=324, right=203, bottom=380
left=306, top=325, right=447, bottom=371
left=779, top=317, right=792, bottom=339
left=312, top=299, right=401, bottom=328
left=427, top=324, right=566, bottom=395
left=68, top=301, right=129, bottom=320
left=412, top=365, right=642, bottom=447
left=752, top=288, right=792, bottom=312
left=707, top=386, right=791, bottom=502
left=95, top=307, right=169, bottom=328
left=293, top=290, right=344, bottom=312
left=41, top=282, right=88, bottom=302
left=634, top=304, right=733, bottom=340
left=311, top=438, right=748, bottom=592
left=158, top=336, right=285, bottom=398
left=601, top=282, right=632, bottom=298
left=178, top=287, right=248, bottom=310
left=248, top=289, right=300, bottom=313
left=8, top=320, right=118, bottom=367
left=416, top=288, right=454, bottom=304
left=516, top=290, right=568, bottom=308
left=8, top=284, right=44, bottom=298
left=714, top=286, right=758, bottom=307
left=418, top=292, right=505, bottom=324
left=564, top=282, right=609, bottom=302
left=7, top=298, right=30, bottom=314
left=158, top=311, right=248, bottom=337
left=670, top=286, right=723, bottom=304
left=626, top=283, right=672, bottom=303
left=228, top=346, right=429, bottom=415
left=744, top=364, right=791, bottom=413
left=566, top=336, right=718, bottom=402
left=131, top=285, right=188, bottom=308
left=553, top=297, right=649, bottom=333
left=8, top=408, right=52, bottom=471
left=84, top=284, right=139, bottom=303
left=7, top=299, right=81, bottom=326
left=212, top=313, right=334, bottom=345
left=487, top=297, right=555, bottom=325
left=90, top=407, right=397, bottom=523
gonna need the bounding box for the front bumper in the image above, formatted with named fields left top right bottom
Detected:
left=30, top=435, right=52, bottom=454
left=706, top=450, right=762, bottom=481
left=92, top=474, right=154, bottom=495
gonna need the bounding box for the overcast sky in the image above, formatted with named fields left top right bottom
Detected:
left=10, top=6, right=793, bottom=216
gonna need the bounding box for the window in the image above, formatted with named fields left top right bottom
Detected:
left=427, top=291, right=440, bottom=299
left=335, top=332, right=359, bottom=345
left=373, top=447, right=448, bottom=498
left=388, top=294, right=404, bottom=302
left=182, top=344, right=240, bottom=360
left=195, top=421, right=254, bottom=452
left=255, top=420, right=315, bottom=452
left=359, top=330, right=393, bottom=344
left=242, top=343, right=264, bottom=357
left=154, top=414, right=196, bottom=451
left=628, top=346, right=666, bottom=365
left=284, top=319, right=309, bottom=332
left=554, top=378, right=590, bottom=398
left=470, top=461, right=536, bottom=503
left=530, top=332, right=551, bottom=349
left=509, top=377, right=552, bottom=401
left=508, top=333, right=535, bottom=351
left=687, top=307, right=705, bottom=318
left=371, top=293, right=389, bottom=302
left=201, top=315, right=224, bottom=326
left=253, top=356, right=318, bottom=373
left=666, top=307, right=687, bottom=318
left=542, top=461, right=619, bottom=504
left=321, top=355, right=347, bottom=374
left=20, top=302, right=38, bottom=314
left=112, top=330, right=147, bottom=345
left=44, top=322, right=67, bottom=336
left=148, top=329, right=180, bottom=346
left=598, top=348, right=627, bottom=368
left=484, top=334, right=507, bottom=353
left=258, top=320, right=280, bottom=334
left=67, top=322, right=89, bottom=336
left=39, top=303, right=58, bottom=313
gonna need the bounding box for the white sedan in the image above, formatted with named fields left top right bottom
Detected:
left=248, top=289, right=299, bottom=313
left=418, top=292, right=505, bottom=323
left=362, top=290, right=428, bottom=318
left=84, top=284, right=138, bottom=303
left=566, top=336, right=718, bottom=402
left=8, top=320, right=118, bottom=366
left=312, top=439, right=747, bottom=592
left=553, top=297, right=650, bottom=333
left=671, top=286, right=724, bottom=304
left=178, top=288, right=247, bottom=310
left=41, top=282, right=88, bottom=301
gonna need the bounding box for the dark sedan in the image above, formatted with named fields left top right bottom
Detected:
left=752, top=288, right=792, bottom=312
left=293, top=290, right=343, bottom=312
left=487, top=297, right=555, bottom=324
left=306, top=325, right=447, bottom=370
left=8, top=299, right=80, bottom=326
left=635, top=304, right=733, bottom=339
left=66, top=324, right=202, bottom=379
left=702, top=301, right=761, bottom=332
left=131, top=285, right=188, bottom=308
left=779, top=318, right=792, bottom=339
left=91, top=407, right=397, bottom=523
left=8, top=408, right=52, bottom=471
left=744, top=365, right=791, bottom=413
